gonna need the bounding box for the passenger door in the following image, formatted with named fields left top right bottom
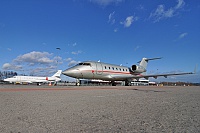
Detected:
left=96, top=62, right=103, bottom=75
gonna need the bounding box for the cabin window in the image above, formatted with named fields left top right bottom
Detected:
left=123, top=69, right=124, bottom=71
left=105, top=66, right=107, bottom=69
left=112, top=67, right=114, bottom=70
left=116, top=68, right=118, bottom=70
left=119, top=68, right=121, bottom=71
left=109, top=67, right=110, bottom=69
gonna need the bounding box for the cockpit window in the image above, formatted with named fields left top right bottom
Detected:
left=77, top=63, right=91, bottom=66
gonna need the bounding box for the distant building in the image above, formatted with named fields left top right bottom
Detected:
left=131, top=79, right=149, bottom=86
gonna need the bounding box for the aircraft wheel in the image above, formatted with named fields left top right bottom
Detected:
left=111, top=81, right=116, bottom=86
left=76, top=79, right=80, bottom=86
left=125, top=81, right=131, bottom=86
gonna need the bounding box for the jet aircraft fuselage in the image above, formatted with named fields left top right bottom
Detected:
left=63, top=61, right=136, bottom=81
left=4, top=70, right=62, bottom=85
left=62, top=58, right=193, bottom=86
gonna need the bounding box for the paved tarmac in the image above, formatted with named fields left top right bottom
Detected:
left=0, top=85, right=200, bottom=132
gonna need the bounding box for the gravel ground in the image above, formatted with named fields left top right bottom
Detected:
left=0, top=85, right=200, bottom=132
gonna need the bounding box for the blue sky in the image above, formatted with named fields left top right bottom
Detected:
left=0, top=0, right=199, bottom=82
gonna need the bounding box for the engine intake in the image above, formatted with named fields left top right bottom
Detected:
left=131, top=65, right=146, bottom=73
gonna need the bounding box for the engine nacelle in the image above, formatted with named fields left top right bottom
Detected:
left=131, top=65, right=146, bottom=73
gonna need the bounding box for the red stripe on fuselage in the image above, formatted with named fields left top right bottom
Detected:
left=83, top=69, right=134, bottom=75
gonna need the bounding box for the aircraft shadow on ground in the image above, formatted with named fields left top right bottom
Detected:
left=128, top=88, right=166, bottom=93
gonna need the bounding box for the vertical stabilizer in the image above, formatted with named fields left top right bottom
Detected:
left=139, top=57, right=162, bottom=69
left=52, top=70, right=62, bottom=78
left=139, top=58, right=148, bottom=69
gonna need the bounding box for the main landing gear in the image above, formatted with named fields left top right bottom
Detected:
left=76, top=79, right=80, bottom=86
left=110, top=81, right=116, bottom=86
left=125, top=80, right=131, bottom=86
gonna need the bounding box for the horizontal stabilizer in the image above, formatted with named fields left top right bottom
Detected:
left=145, top=57, right=162, bottom=61
left=137, top=57, right=162, bottom=63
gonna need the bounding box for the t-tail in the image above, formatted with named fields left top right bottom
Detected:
left=52, top=70, right=62, bottom=78
left=139, top=57, right=162, bottom=70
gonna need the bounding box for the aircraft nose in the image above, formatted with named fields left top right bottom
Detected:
left=3, top=79, right=9, bottom=82
left=62, top=69, right=72, bottom=76
left=62, top=68, right=81, bottom=78
left=3, top=79, right=8, bottom=81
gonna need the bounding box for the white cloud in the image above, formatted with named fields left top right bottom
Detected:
left=64, top=58, right=79, bottom=67
left=124, top=16, right=133, bottom=27
left=114, top=28, right=118, bottom=32
left=137, top=5, right=145, bottom=11
left=150, top=0, right=185, bottom=22
left=2, top=63, right=22, bottom=70
left=121, top=16, right=138, bottom=28
left=3, top=63, right=13, bottom=70
left=7, top=48, right=12, bottom=51
left=2, top=51, right=62, bottom=75
left=68, top=60, right=80, bottom=67
left=42, top=42, right=47, bottom=45
left=175, top=0, right=185, bottom=9
left=149, top=5, right=166, bottom=22
left=165, top=8, right=174, bottom=18
left=71, top=50, right=82, bottom=55
left=67, top=42, right=77, bottom=47
left=108, top=11, right=115, bottom=24
left=29, top=66, right=58, bottom=76
left=53, top=56, right=63, bottom=64
left=65, top=58, right=80, bottom=67
left=179, top=32, right=188, bottom=39
left=134, top=45, right=140, bottom=51
left=89, top=0, right=123, bottom=6
left=72, top=42, right=77, bottom=46
left=65, top=58, right=72, bottom=62
left=14, top=51, right=54, bottom=65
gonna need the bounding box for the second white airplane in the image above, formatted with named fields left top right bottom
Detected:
left=62, top=57, right=193, bottom=86
left=4, top=70, right=62, bottom=85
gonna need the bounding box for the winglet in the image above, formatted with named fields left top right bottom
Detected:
left=194, top=64, right=198, bottom=74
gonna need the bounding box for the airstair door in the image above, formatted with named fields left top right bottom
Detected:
left=96, top=63, right=103, bottom=75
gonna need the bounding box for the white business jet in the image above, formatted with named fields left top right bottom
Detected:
left=4, top=70, right=62, bottom=85
left=62, top=57, right=193, bottom=86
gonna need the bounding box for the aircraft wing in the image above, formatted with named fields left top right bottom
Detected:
left=107, top=72, right=194, bottom=81
left=132, top=72, right=194, bottom=80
